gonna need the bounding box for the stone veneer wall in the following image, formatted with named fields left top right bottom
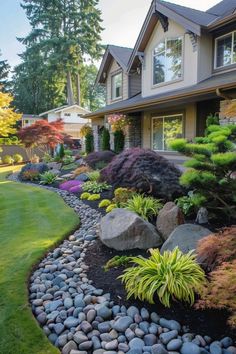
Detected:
left=124, top=116, right=142, bottom=149
left=219, top=99, right=236, bottom=126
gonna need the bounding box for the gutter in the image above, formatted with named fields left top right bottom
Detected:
left=86, top=81, right=236, bottom=119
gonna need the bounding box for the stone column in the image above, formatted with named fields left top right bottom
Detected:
left=92, top=125, right=99, bottom=152
left=219, top=99, right=236, bottom=126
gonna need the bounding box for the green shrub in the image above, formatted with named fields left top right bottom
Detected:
left=39, top=171, right=57, bottom=185
left=3, top=155, right=14, bottom=165
left=120, top=248, right=206, bottom=307
left=176, top=192, right=206, bottom=216
left=85, top=133, right=94, bottom=154
left=124, top=194, right=163, bottom=221
left=86, top=170, right=100, bottom=181
left=80, top=192, right=91, bottom=200
left=13, top=154, right=23, bottom=164
left=113, top=187, right=136, bottom=206
left=170, top=124, right=236, bottom=220
left=64, top=149, right=73, bottom=156
left=99, top=199, right=111, bottom=208
left=101, top=127, right=110, bottom=151
left=43, top=153, right=54, bottom=163
left=104, top=255, right=132, bottom=272
left=82, top=181, right=111, bottom=193
left=58, top=144, right=65, bottom=159
left=106, top=204, right=117, bottom=213
left=114, top=130, right=124, bottom=153
left=206, top=113, right=219, bottom=127
left=62, top=155, right=74, bottom=165
left=87, top=193, right=101, bottom=201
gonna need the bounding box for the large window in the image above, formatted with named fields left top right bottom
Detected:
left=111, top=72, right=122, bottom=100
left=215, top=32, right=236, bottom=69
left=152, top=114, right=183, bottom=151
left=153, top=37, right=183, bottom=85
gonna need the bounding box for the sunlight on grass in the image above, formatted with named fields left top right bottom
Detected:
left=0, top=165, right=79, bottom=354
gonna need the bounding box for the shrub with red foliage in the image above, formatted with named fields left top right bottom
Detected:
left=197, top=227, right=236, bottom=272
left=100, top=148, right=183, bottom=200
left=84, top=150, right=116, bottom=169
left=196, top=227, right=236, bottom=327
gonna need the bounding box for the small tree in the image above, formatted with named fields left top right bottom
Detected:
left=0, top=90, right=21, bottom=137
left=170, top=124, right=236, bottom=221
left=114, top=130, right=125, bottom=154
left=101, top=128, right=110, bottom=151
left=18, top=119, right=65, bottom=160
left=108, top=114, right=129, bottom=153
left=85, top=133, right=94, bottom=154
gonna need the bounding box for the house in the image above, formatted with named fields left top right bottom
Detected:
left=87, top=0, right=236, bottom=159
left=40, top=104, right=91, bottom=140
left=21, top=114, right=42, bottom=128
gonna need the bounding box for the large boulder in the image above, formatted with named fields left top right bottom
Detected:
left=99, top=208, right=163, bottom=250
left=161, top=224, right=211, bottom=254
left=156, top=202, right=185, bottom=241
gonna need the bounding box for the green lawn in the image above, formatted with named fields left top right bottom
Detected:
left=0, top=166, right=79, bottom=354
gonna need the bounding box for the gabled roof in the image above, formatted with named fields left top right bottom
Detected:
left=127, top=0, right=236, bottom=71
left=96, top=45, right=133, bottom=84
left=39, top=104, right=90, bottom=117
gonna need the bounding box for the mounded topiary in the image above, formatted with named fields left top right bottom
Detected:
left=100, top=148, right=183, bottom=200
left=84, top=150, right=116, bottom=169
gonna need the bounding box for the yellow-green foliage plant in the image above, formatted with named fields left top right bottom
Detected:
left=80, top=192, right=91, bottom=200
left=120, top=248, right=206, bottom=307
left=124, top=194, right=163, bottom=221
left=87, top=193, right=101, bottom=201
left=86, top=170, right=100, bottom=181
left=106, top=204, right=117, bottom=213
left=99, top=199, right=111, bottom=208
left=113, top=187, right=136, bottom=206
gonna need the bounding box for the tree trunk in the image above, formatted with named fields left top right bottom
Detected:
left=76, top=72, right=81, bottom=106
left=67, top=71, right=74, bottom=105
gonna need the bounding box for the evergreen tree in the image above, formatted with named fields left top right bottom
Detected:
left=20, top=0, right=103, bottom=105
left=0, top=51, right=10, bottom=91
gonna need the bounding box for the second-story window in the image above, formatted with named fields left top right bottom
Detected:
left=215, top=32, right=236, bottom=69
left=153, top=37, right=183, bottom=85
left=64, top=113, right=71, bottom=117
left=111, top=72, right=122, bottom=100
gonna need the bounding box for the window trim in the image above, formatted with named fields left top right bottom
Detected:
left=151, top=113, right=184, bottom=152
left=111, top=71, right=123, bottom=101
left=214, top=31, right=236, bottom=70
left=152, top=36, right=184, bottom=87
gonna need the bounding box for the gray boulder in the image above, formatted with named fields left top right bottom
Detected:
left=47, top=162, right=62, bottom=170
left=99, top=209, right=163, bottom=251
left=75, top=173, right=89, bottom=182
left=156, top=202, right=185, bottom=240
left=161, top=224, right=211, bottom=254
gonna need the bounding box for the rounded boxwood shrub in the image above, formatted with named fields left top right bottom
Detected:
left=84, top=150, right=116, bottom=169
left=100, top=148, right=183, bottom=200
left=13, top=154, right=23, bottom=163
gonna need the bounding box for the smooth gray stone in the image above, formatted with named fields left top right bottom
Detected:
left=167, top=338, right=183, bottom=351
left=160, top=330, right=178, bottom=344
left=159, top=318, right=181, bottom=332
left=113, top=316, right=133, bottom=332
left=180, top=342, right=201, bottom=354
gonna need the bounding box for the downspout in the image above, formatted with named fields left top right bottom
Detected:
left=216, top=88, right=232, bottom=101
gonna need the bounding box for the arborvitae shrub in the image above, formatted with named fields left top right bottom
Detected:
left=101, top=148, right=183, bottom=200
left=101, top=128, right=110, bottom=151
left=85, top=133, right=94, bottom=154
left=114, top=130, right=125, bottom=153
left=58, top=143, right=65, bottom=159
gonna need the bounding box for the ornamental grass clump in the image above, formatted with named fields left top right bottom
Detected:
left=124, top=194, right=163, bottom=221
left=120, top=248, right=206, bottom=307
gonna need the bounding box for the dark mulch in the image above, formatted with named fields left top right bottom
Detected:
left=85, top=239, right=236, bottom=341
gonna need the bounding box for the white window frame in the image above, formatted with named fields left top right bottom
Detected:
left=152, top=36, right=183, bottom=87
left=111, top=72, right=123, bottom=101
left=214, top=31, right=236, bottom=69
left=152, top=114, right=184, bottom=152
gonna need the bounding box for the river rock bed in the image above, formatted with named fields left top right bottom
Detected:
left=8, top=173, right=236, bottom=354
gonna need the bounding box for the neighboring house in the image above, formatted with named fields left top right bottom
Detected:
left=21, top=114, right=42, bottom=128
left=40, top=104, right=91, bottom=139
left=87, top=0, right=236, bottom=159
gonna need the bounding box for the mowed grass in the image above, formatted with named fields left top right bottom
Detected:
left=0, top=166, right=79, bottom=354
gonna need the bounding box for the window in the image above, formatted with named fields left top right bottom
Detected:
left=152, top=114, right=183, bottom=151
left=153, top=37, right=183, bottom=85
left=111, top=72, right=122, bottom=100
left=215, top=32, right=236, bottom=68
left=64, top=113, right=71, bottom=117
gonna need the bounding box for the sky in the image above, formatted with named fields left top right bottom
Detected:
left=0, top=0, right=220, bottom=69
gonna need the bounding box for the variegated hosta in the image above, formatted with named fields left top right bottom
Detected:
left=119, top=248, right=206, bottom=307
